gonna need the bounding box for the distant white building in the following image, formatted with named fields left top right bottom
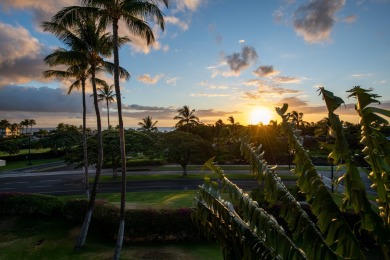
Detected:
left=0, top=160, right=5, bottom=166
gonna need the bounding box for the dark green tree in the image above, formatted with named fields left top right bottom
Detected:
left=160, top=131, right=212, bottom=176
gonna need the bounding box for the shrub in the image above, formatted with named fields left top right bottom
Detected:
left=0, top=192, right=63, bottom=217
left=62, top=198, right=198, bottom=242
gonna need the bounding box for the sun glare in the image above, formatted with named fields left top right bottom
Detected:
left=249, top=108, right=273, bottom=125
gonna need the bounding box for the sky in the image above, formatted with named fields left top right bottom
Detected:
left=0, top=0, right=389, bottom=129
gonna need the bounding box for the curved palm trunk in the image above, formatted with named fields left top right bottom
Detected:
left=106, top=99, right=110, bottom=129
left=81, top=79, right=90, bottom=199
left=112, top=19, right=126, bottom=260
left=75, top=67, right=103, bottom=250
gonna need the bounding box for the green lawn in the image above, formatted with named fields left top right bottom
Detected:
left=0, top=216, right=222, bottom=260
left=61, top=190, right=197, bottom=209
left=0, top=158, right=63, bottom=173
left=0, top=148, right=51, bottom=157
left=0, top=158, right=63, bottom=172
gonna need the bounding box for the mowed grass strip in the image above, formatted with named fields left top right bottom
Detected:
left=0, top=158, right=63, bottom=172
left=61, top=190, right=197, bottom=209
left=0, top=216, right=222, bottom=260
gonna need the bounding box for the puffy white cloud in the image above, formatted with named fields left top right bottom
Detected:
left=137, top=74, right=163, bottom=85
left=293, top=0, right=345, bottom=43
left=0, top=23, right=42, bottom=66
left=0, top=23, right=51, bottom=86
left=173, top=0, right=204, bottom=12
left=165, top=16, right=189, bottom=31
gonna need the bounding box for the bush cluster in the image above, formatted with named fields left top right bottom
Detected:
left=0, top=150, right=65, bottom=161
left=62, top=199, right=198, bottom=242
left=0, top=192, right=63, bottom=216
left=0, top=193, right=199, bottom=242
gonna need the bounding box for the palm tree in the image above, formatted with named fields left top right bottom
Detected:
left=97, top=84, right=115, bottom=129
left=52, top=2, right=167, bottom=257
left=174, top=105, right=200, bottom=132
left=289, top=111, right=307, bottom=130
left=138, top=116, right=158, bottom=132
left=43, top=54, right=91, bottom=199
left=228, top=115, right=235, bottom=125
left=27, top=119, right=36, bottom=135
left=19, top=120, right=27, bottom=135
left=42, top=13, right=129, bottom=250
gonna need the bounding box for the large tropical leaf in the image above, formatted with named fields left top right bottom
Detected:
left=276, top=104, right=364, bottom=259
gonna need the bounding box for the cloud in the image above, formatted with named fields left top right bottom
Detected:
left=0, top=0, right=77, bottom=27
left=225, top=46, right=258, bottom=75
left=279, top=96, right=309, bottom=107
left=208, top=85, right=229, bottom=90
left=0, top=23, right=52, bottom=86
left=0, top=23, right=42, bottom=66
left=343, top=15, right=357, bottom=23
left=173, top=0, right=204, bottom=12
left=191, top=93, right=230, bottom=97
left=241, top=79, right=301, bottom=102
left=253, top=65, right=280, bottom=77
left=273, top=8, right=285, bottom=23
left=137, top=74, right=163, bottom=85
left=351, top=73, right=373, bottom=78
left=293, top=0, right=345, bottom=43
left=165, top=16, right=189, bottom=31
left=272, top=76, right=301, bottom=84
left=166, top=77, right=178, bottom=85
left=121, top=104, right=177, bottom=121
left=118, top=21, right=167, bottom=54
left=0, top=85, right=94, bottom=113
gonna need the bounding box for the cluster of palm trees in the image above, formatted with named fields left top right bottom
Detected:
left=0, top=119, right=36, bottom=137
left=42, top=0, right=168, bottom=258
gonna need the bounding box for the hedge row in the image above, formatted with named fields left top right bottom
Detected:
left=0, top=150, right=65, bottom=161
left=0, top=192, right=63, bottom=216
left=0, top=192, right=199, bottom=242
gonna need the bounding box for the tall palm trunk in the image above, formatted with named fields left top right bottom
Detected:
left=81, top=79, right=89, bottom=199
left=106, top=99, right=110, bottom=129
left=75, top=66, right=103, bottom=250
left=112, top=19, right=126, bottom=260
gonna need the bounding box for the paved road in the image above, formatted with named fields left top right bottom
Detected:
left=0, top=164, right=375, bottom=196
left=0, top=165, right=268, bottom=195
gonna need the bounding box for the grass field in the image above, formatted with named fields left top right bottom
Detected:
left=61, top=190, right=198, bottom=209
left=0, top=148, right=51, bottom=157
left=0, top=216, right=222, bottom=260
left=0, top=158, right=63, bottom=172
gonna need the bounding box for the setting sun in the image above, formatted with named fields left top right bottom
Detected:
left=249, top=108, right=273, bottom=125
